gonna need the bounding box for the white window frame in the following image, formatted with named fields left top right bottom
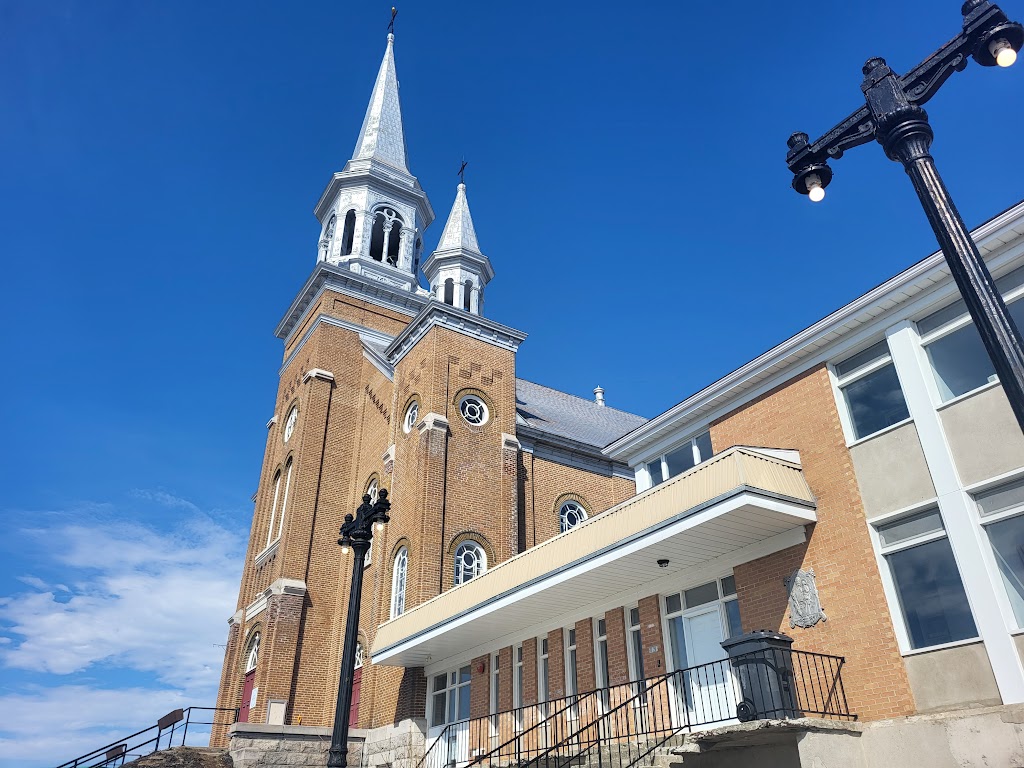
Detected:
left=660, top=576, right=737, bottom=674
left=867, top=502, right=981, bottom=654
left=489, top=651, right=500, bottom=742
left=559, top=501, right=588, bottom=534
left=390, top=547, right=408, bottom=619
left=594, top=617, right=610, bottom=710
left=829, top=340, right=912, bottom=446
left=626, top=606, right=645, bottom=685
left=968, top=471, right=1024, bottom=633
left=429, top=665, right=472, bottom=728
left=641, top=430, right=713, bottom=490
left=265, top=470, right=283, bottom=550
left=363, top=479, right=378, bottom=568
left=513, top=644, right=524, bottom=730
left=538, top=637, right=549, bottom=712
left=916, top=281, right=1024, bottom=407
left=454, top=540, right=487, bottom=585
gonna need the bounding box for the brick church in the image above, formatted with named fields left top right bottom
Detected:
left=214, top=22, right=1024, bottom=768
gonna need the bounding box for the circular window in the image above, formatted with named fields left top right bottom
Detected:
left=459, top=395, right=489, bottom=426
left=559, top=501, right=588, bottom=533
left=283, top=406, right=298, bottom=442
left=454, top=540, right=487, bottom=585
left=403, top=401, right=419, bottom=434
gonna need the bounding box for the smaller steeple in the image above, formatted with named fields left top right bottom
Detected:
left=422, top=181, right=494, bottom=315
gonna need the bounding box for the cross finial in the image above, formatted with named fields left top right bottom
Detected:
left=388, top=7, right=397, bottom=35
left=458, top=159, right=468, bottom=185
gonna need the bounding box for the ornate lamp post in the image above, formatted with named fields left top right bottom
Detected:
left=327, top=489, right=391, bottom=768
left=786, top=1, right=1024, bottom=432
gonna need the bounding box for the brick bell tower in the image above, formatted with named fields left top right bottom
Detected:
left=211, top=26, right=530, bottom=744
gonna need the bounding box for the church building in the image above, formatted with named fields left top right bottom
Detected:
left=214, top=24, right=1024, bottom=768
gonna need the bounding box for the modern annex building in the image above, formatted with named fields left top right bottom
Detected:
left=215, top=28, right=1024, bottom=767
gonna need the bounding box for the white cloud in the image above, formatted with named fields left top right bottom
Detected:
left=1, top=514, right=244, bottom=689
left=129, top=488, right=202, bottom=515
left=0, top=685, right=214, bottom=767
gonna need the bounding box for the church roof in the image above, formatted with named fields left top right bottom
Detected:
left=352, top=33, right=409, bottom=172
left=436, top=183, right=481, bottom=254
left=515, top=379, right=647, bottom=450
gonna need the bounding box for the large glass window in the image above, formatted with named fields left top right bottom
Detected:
left=919, top=268, right=1024, bottom=403
left=664, top=576, right=742, bottom=673
left=627, top=607, right=645, bottom=686
left=430, top=665, right=471, bottom=727
left=646, top=430, right=713, bottom=488
left=976, top=477, right=1024, bottom=627
left=876, top=508, right=978, bottom=649
left=390, top=547, right=408, bottom=619
left=834, top=341, right=910, bottom=440
left=595, top=618, right=610, bottom=709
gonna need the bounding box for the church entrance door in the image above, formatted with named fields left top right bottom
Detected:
left=239, top=670, right=256, bottom=723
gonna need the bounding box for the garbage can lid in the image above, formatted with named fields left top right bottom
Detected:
left=720, top=629, right=794, bottom=651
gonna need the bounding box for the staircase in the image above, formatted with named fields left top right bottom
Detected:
left=418, top=648, right=854, bottom=768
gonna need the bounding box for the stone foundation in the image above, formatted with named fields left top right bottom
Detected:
left=227, top=719, right=426, bottom=768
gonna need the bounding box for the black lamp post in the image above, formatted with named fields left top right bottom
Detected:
left=327, top=489, right=391, bottom=768
left=786, top=1, right=1024, bottom=432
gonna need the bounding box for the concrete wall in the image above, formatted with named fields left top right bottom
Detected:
left=849, top=422, right=935, bottom=519
left=663, top=704, right=1024, bottom=767
left=229, top=719, right=426, bottom=768
left=902, top=641, right=1001, bottom=713
left=941, top=384, right=1024, bottom=487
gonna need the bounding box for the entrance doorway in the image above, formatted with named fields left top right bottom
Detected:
left=238, top=632, right=260, bottom=723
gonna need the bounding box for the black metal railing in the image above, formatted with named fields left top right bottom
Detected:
left=417, top=648, right=853, bottom=768
left=54, top=706, right=238, bottom=768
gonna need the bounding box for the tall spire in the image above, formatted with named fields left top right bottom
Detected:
left=422, top=181, right=494, bottom=315
left=352, top=33, right=409, bottom=172
left=436, top=183, right=481, bottom=254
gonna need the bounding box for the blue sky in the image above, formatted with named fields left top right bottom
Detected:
left=0, top=1, right=1021, bottom=764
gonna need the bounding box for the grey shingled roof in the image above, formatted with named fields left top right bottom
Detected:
left=516, top=379, right=648, bottom=449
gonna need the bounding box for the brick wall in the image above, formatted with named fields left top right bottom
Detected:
left=710, top=364, right=915, bottom=721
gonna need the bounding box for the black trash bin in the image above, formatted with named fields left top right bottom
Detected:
left=720, top=630, right=801, bottom=722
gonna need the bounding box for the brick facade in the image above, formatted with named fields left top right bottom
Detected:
left=710, top=364, right=916, bottom=721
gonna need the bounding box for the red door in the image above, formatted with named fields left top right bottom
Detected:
left=349, top=667, right=362, bottom=727
left=239, top=670, right=255, bottom=723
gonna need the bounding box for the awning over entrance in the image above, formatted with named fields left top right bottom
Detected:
left=371, top=446, right=816, bottom=667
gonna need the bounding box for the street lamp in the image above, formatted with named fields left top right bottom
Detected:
left=327, top=489, right=391, bottom=768
left=786, top=1, right=1024, bottom=433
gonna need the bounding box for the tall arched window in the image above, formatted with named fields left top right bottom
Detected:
left=463, top=280, right=473, bottom=311
left=369, top=208, right=403, bottom=263
left=355, top=640, right=365, bottom=669
left=391, top=547, right=408, bottom=619
left=245, top=632, right=261, bottom=673
left=559, top=501, right=588, bottom=533
left=454, top=540, right=487, bottom=585
left=341, top=210, right=356, bottom=256
left=276, top=458, right=294, bottom=542
left=325, top=213, right=337, bottom=243
left=266, top=470, right=282, bottom=548
left=444, top=278, right=455, bottom=306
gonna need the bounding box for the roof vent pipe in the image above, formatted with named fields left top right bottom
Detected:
left=594, top=386, right=606, bottom=407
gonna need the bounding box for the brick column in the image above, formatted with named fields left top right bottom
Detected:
left=211, top=616, right=242, bottom=746
left=604, top=608, right=630, bottom=686
left=574, top=619, right=597, bottom=693
left=547, top=629, right=565, bottom=700
left=470, top=655, right=491, bottom=718
left=256, top=580, right=307, bottom=724
left=522, top=638, right=538, bottom=706
left=417, top=414, right=449, bottom=602
left=637, top=595, right=667, bottom=676
left=501, top=434, right=521, bottom=560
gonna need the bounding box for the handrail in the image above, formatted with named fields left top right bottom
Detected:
left=420, top=648, right=854, bottom=768
left=53, top=706, right=238, bottom=768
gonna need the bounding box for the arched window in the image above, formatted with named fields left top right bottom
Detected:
left=245, top=632, right=261, bottom=673
left=275, top=458, right=294, bottom=542
left=363, top=479, right=378, bottom=569
left=341, top=210, right=355, bottom=256
left=355, top=640, right=365, bottom=669
left=454, top=540, right=487, bottom=585
left=366, top=478, right=379, bottom=504
left=391, top=547, right=408, bottom=619
left=463, top=280, right=473, bottom=311
left=559, top=501, right=588, bottom=533
left=444, top=278, right=455, bottom=306
left=325, top=213, right=337, bottom=243
left=266, top=470, right=282, bottom=548
left=369, top=208, right=403, bottom=264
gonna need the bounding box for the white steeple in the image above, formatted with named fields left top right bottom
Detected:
left=312, top=30, right=434, bottom=294
left=352, top=33, right=409, bottom=172
left=422, top=183, right=494, bottom=315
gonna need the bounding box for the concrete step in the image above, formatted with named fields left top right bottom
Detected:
left=125, top=746, right=233, bottom=768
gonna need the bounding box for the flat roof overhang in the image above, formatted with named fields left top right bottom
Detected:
left=371, top=447, right=817, bottom=668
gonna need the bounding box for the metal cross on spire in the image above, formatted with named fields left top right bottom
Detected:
left=458, top=159, right=468, bottom=185
left=387, top=7, right=397, bottom=34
